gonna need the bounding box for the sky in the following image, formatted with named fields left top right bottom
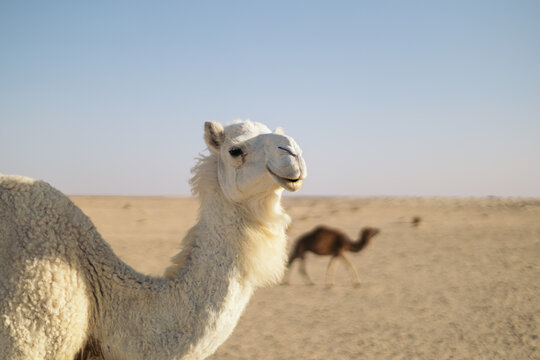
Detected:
left=1, top=1, right=539, bottom=197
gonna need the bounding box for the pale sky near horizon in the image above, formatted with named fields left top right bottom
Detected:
left=1, top=1, right=539, bottom=197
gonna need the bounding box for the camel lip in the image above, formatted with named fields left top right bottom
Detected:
left=266, top=166, right=304, bottom=191
left=266, top=166, right=301, bottom=182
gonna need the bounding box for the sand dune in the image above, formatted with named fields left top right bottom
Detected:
left=71, top=196, right=540, bottom=359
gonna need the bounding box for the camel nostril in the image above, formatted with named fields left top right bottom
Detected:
left=278, top=146, right=297, bottom=157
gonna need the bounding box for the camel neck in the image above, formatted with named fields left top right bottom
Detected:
left=197, top=185, right=290, bottom=286
left=351, top=235, right=370, bottom=252
left=84, top=153, right=290, bottom=359
left=86, top=183, right=288, bottom=359
left=85, top=222, right=254, bottom=360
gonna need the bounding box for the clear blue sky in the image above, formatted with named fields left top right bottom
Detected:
left=1, top=1, right=539, bottom=197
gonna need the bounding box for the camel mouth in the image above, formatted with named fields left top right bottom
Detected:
left=267, top=166, right=304, bottom=192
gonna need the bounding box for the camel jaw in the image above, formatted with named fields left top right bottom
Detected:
left=266, top=166, right=304, bottom=192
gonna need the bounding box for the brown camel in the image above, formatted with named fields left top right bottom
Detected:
left=283, top=226, right=380, bottom=287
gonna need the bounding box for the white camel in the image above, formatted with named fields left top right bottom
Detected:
left=0, top=120, right=306, bottom=360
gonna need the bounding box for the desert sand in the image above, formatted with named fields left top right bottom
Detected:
left=70, top=196, right=539, bottom=359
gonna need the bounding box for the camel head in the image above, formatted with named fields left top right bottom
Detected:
left=204, top=120, right=307, bottom=202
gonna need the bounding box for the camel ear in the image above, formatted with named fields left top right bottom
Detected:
left=273, top=126, right=285, bottom=135
left=204, top=121, right=225, bottom=153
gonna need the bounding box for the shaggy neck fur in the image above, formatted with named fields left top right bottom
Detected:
left=86, top=153, right=290, bottom=359
left=177, top=153, right=290, bottom=284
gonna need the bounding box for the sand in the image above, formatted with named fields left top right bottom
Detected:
left=70, top=196, right=540, bottom=359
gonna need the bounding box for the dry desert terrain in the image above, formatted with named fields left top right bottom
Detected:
left=70, top=196, right=540, bottom=360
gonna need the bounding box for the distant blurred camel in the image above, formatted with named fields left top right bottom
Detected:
left=284, top=226, right=380, bottom=287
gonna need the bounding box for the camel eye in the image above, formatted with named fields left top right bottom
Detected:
left=228, top=147, right=244, bottom=158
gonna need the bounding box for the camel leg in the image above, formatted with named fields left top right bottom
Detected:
left=340, top=253, right=361, bottom=286
left=281, top=263, right=291, bottom=285
left=325, top=256, right=340, bottom=287
left=298, top=258, right=314, bottom=285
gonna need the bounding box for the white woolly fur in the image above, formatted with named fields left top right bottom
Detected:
left=0, top=120, right=306, bottom=359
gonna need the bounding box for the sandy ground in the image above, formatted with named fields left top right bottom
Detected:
left=70, top=196, right=540, bottom=360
